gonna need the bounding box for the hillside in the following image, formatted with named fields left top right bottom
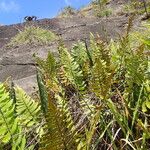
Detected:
left=0, top=16, right=129, bottom=93
left=1, top=0, right=150, bottom=93
left=0, top=0, right=150, bottom=150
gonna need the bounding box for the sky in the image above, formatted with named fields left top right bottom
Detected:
left=0, top=0, right=91, bottom=25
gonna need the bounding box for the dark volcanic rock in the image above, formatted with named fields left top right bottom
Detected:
left=0, top=16, right=128, bottom=94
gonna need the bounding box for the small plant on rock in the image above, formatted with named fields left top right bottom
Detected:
left=7, top=26, right=57, bottom=47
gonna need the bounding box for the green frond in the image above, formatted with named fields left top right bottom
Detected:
left=0, top=83, right=17, bottom=144
left=58, top=66, right=71, bottom=87
left=11, top=128, right=29, bottom=150
left=37, top=70, right=48, bottom=114
left=15, top=87, right=41, bottom=128
left=90, top=33, right=100, bottom=59
left=90, top=57, right=114, bottom=99
left=90, top=34, right=110, bottom=65
left=39, top=95, right=77, bottom=150
left=71, top=41, right=91, bottom=83
left=55, top=92, right=79, bottom=139
left=36, top=52, right=60, bottom=95
left=71, top=41, right=88, bottom=67
left=35, top=52, right=56, bottom=79
left=59, top=45, right=86, bottom=91
left=0, top=83, right=37, bottom=149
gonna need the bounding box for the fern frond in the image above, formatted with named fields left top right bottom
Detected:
left=55, top=92, right=77, bottom=134
left=37, top=70, right=48, bottom=114
left=89, top=35, right=115, bottom=99
left=39, top=94, right=77, bottom=150
left=0, top=83, right=37, bottom=149
left=58, top=66, right=71, bottom=87
left=71, top=41, right=91, bottom=84
left=0, top=83, right=17, bottom=144
left=71, top=41, right=88, bottom=67
left=90, top=34, right=110, bottom=65
left=36, top=52, right=60, bottom=95
left=12, top=128, right=29, bottom=150
left=59, top=45, right=86, bottom=91
left=90, top=57, right=114, bottom=99
left=35, top=52, right=56, bottom=79
left=15, top=87, right=41, bottom=128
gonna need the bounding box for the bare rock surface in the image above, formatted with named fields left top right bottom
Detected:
left=0, top=16, right=128, bottom=93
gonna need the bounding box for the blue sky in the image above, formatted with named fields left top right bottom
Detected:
left=0, top=0, right=91, bottom=25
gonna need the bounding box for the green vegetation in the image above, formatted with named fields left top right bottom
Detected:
left=124, top=0, right=150, bottom=16
left=36, top=20, right=150, bottom=149
left=0, top=83, right=42, bottom=149
left=58, top=6, right=77, bottom=18
left=1, top=17, right=150, bottom=149
left=7, top=26, right=57, bottom=47
left=92, top=0, right=112, bottom=17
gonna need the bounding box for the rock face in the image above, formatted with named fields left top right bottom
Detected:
left=0, top=16, right=128, bottom=94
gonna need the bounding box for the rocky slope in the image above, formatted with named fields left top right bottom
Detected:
left=1, top=0, right=147, bottom=93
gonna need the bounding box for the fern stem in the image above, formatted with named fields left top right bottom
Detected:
left=84, top=39, right=94, bottom=67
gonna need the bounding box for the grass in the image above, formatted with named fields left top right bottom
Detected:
left=57, top=6, right=77, bottom=18
left=7, top=26, right=58, bottom=47
left=92, top=0, right=112, bottom=17
left=123, top=0, right=150, bottom=16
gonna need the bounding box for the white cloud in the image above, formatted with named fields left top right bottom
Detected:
left=64, top=0, right=80, bottom=5
left=0, top=1, right=20, bottom=13
left=65, top=0, right=71, bottom=5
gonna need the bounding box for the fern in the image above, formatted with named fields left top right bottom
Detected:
left=71, top=42, right=88, bottom=68
left=0, top=83, right=33, bottom=150
left=39, top=94, right=77, bottom=150
left=0, top=4, right=149, bottom=149
left=11, top=128, right=31, bottom=150
left=90, top=34, right=110, bottom=65
left=59, top=44, right=86, bottom=91
left=35, top=52, right=60, bottom=94
left=35, top=51, right=79, bottom=150
left=35, top=52, right=56, bottom=79
left=37, top=70, right=48, bottom=114
left=0, top=83, right=17, bottom=144
left=90, top=53, right=114, bottom=99
left=15, top=87, right=41, bottom=128
left=71, top=41, right=91, bottom=85
left=55, top=92, right=76, bottom=131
